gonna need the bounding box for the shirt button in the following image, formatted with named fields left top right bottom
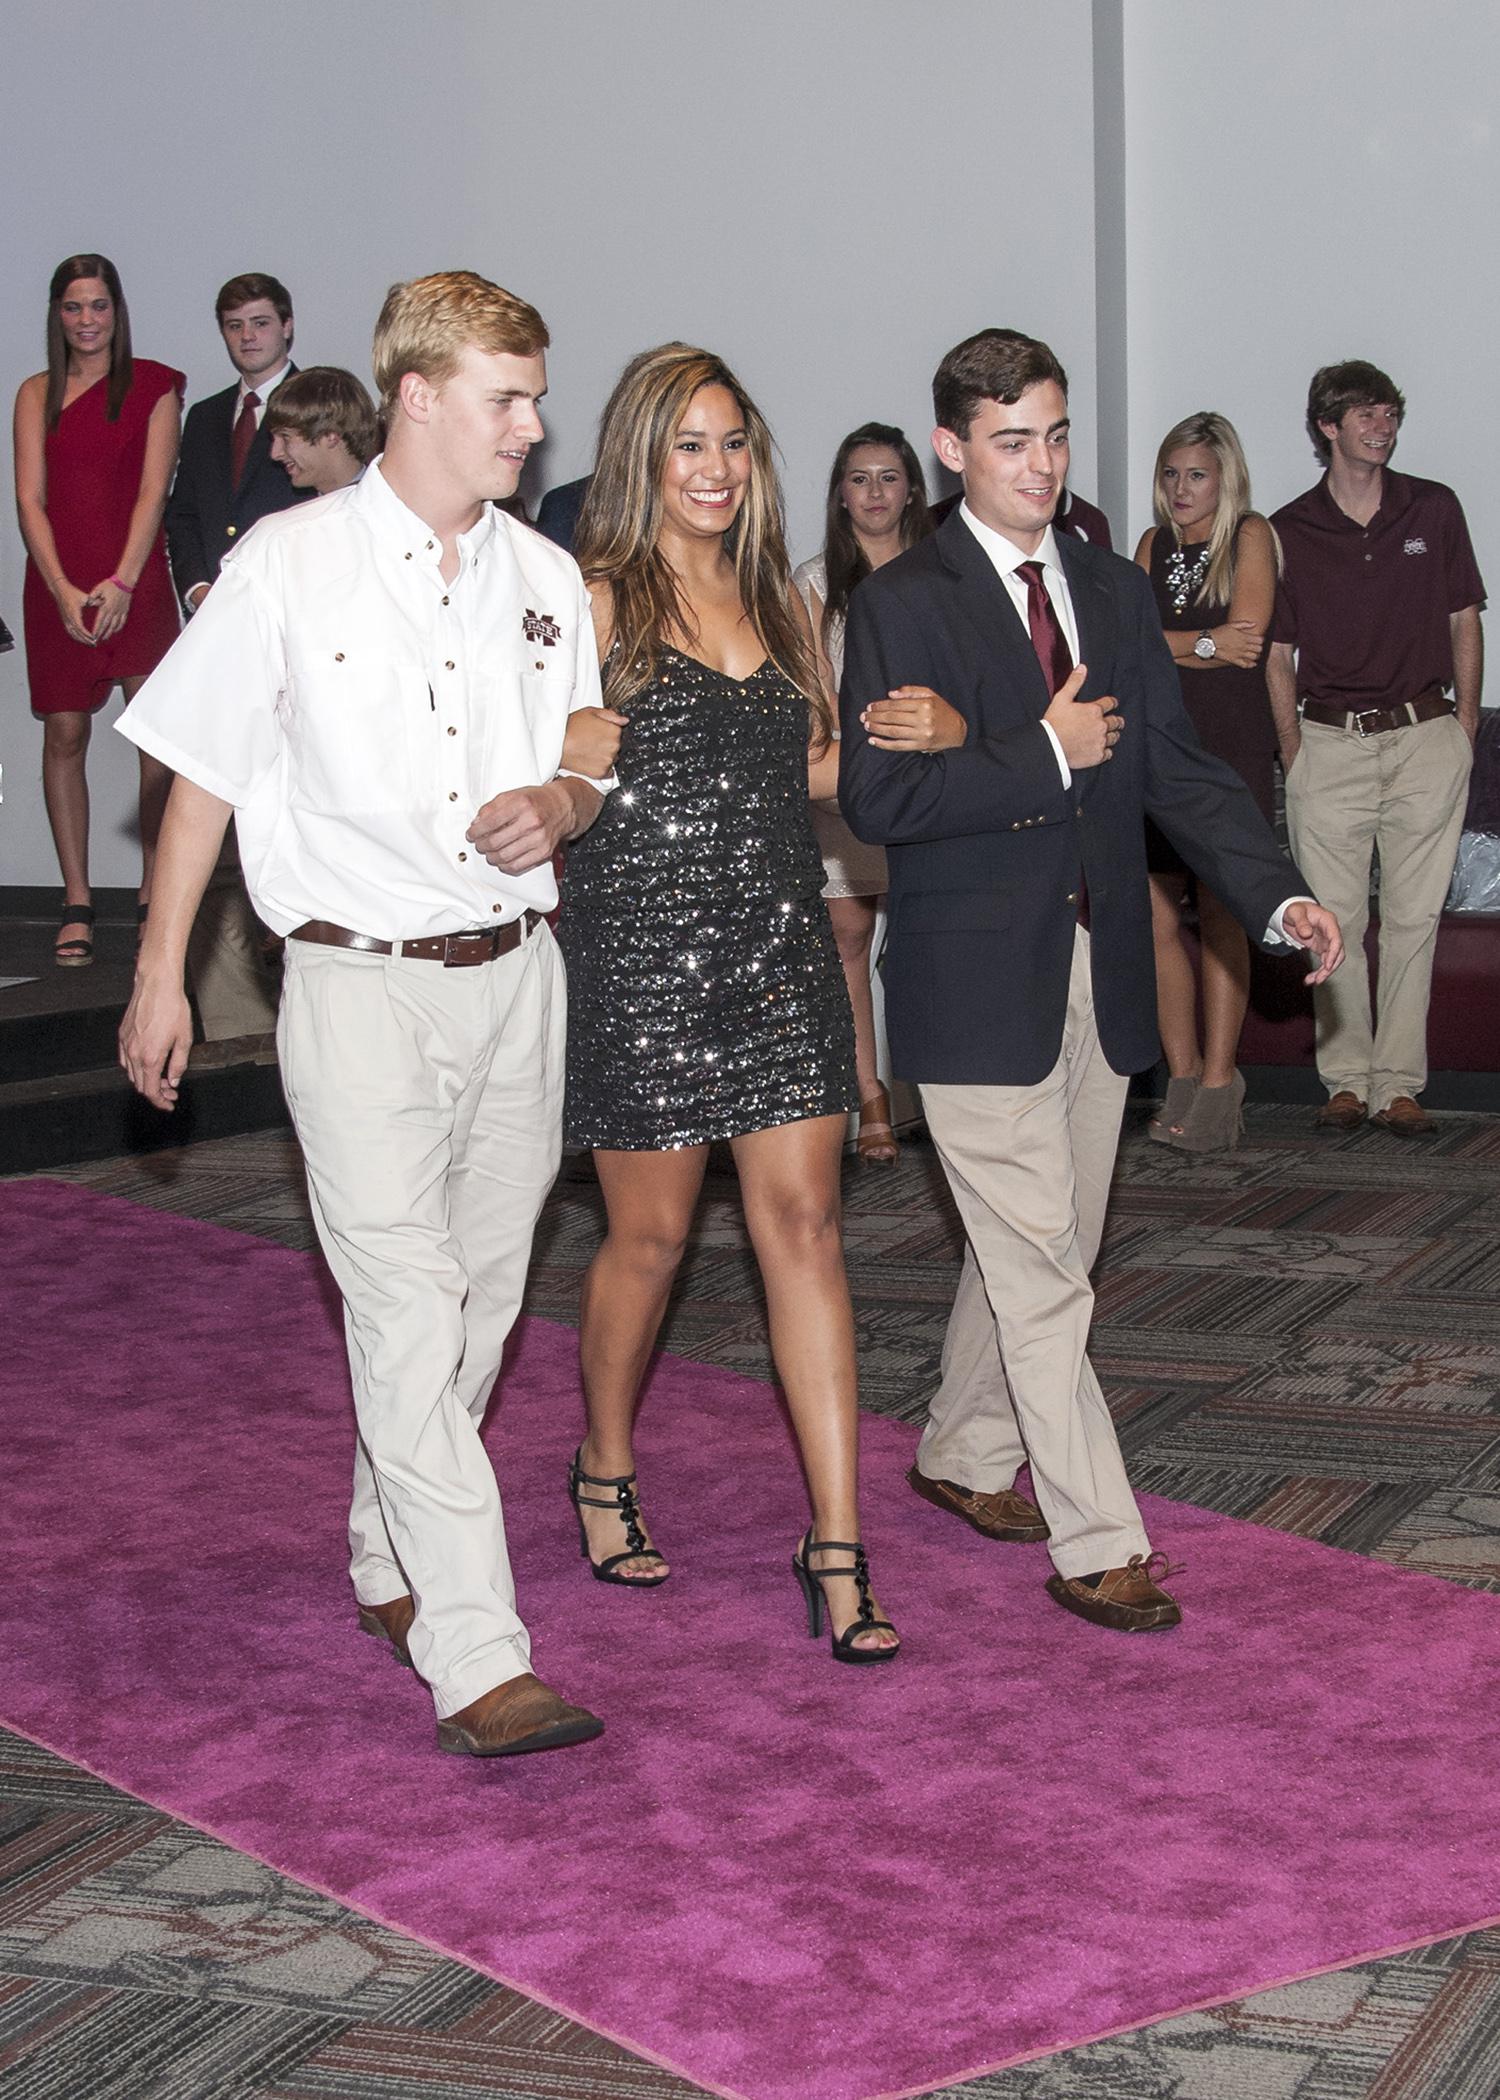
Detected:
left=535, top=660, right=545, bottom=670
left=226, top=525, right=236, bottom=537
left=441, top=595, right=450, bottom=606
left=448, top=791, right=458, bottom=802
left=404, top=551, right=413, bottom=561
left=445, top=660, right=455, bottom=670
left=492, top=903, right=502, bottom=914
left=447, top=726, right=457, bottom=737
left=457, top=851, right=467, bottom=863
left=1365, top=554, right=1373, bottom=563
left=334, top=652, right=345, bottom=662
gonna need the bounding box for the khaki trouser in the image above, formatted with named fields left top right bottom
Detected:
left=186, top=827, right=279, bottom=1041
left=277, top=922, right=566, bottom=1719
left=1286, top=712, right=1472, bottom=1110
left=916, top=928, right=1150, bottom=1578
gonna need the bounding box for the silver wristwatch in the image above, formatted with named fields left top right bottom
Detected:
left=1193, top=631, right=1217, bottom=660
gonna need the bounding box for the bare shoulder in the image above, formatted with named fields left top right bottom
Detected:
left=14, top=372, right=46, bottom=415
left=1237, top=512, right=1275, bottom=553
left=1132, top=525, right=1156, bottom=568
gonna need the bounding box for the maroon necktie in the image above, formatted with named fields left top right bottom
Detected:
left=230, top=390, right=260, bottom=489
left=1015, top=560, right=1073, bottom=696
left=1016, top=560, right=1088, bottom=926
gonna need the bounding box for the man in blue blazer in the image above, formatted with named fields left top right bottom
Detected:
left=840, top=328, right=1342, bottom=1633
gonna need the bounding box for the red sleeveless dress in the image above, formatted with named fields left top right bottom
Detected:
left=22, top=358, right=185, bottom=715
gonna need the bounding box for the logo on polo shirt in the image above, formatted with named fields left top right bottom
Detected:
left=1403, top=538, right=1428, bottom=555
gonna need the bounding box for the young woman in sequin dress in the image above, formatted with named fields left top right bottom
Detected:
left=793, top=423, right=933, bottom=1164
left=556, top=345, right=899, bottom=1662
left=1133, top=412, right=1281, bottom=1152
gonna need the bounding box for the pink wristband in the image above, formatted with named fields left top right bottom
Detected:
left=109, top=575, right=135, bottom=595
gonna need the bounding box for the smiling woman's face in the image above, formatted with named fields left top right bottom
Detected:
left=659, top=383, right=751, bottom=542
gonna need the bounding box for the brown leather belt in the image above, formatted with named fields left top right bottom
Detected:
left=289, top=911, right=542, bottom=967
left=1300, top=686, right=1453, bottom=737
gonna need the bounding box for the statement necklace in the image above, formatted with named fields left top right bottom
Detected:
left=1164, top=542, right=1211, bottom=614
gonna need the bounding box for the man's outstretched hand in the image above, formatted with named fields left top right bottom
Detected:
left=1282, top=900, right=1344, bottom=985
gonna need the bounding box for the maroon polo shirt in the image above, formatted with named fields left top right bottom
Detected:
left=1272, top=469, right=1485, bottom=709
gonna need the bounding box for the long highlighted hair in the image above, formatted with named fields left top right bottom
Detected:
left=576, top=343, right=826, bottom=740
left=1151, top=411, right=1281, bottom=608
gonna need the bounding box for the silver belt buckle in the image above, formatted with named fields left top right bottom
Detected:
left=1352, top=708, right=1384, bottom=738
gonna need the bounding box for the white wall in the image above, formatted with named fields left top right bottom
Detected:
left=0, top=0, right=1100, bottom=887
left=1122, top=0, right=1500, bottom=584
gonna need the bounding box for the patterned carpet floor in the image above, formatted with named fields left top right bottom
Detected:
left=3, top=1102, right=1499, bottom=2099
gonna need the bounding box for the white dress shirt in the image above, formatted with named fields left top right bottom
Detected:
left=119, top=460, right=608, bottom=939
left=958, top=503, right=1314, bottom=948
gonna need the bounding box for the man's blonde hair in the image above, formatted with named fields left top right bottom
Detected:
left=371, top=270, right=549, bottom=419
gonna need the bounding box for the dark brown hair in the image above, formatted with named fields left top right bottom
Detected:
left=1305, top=360, right=1405, bottom=464
left=264, top=366, right=380, bottom=465
left=932, top=328, right=1068, bottom=438
left=216, top=272, right=293, bottom=326
left=819, top=422, right=933, bottom=629
left=575, top=343, right=826, bottom=740
left=46, top=254, right=132, bottom=428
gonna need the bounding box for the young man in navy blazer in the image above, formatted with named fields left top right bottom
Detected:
left=839, top=329, right=1342, bottom=1632
left=165, top=274, right=312, bottom=1039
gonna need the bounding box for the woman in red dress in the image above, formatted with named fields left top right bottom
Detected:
left=14, top=254, right=183, bottom=964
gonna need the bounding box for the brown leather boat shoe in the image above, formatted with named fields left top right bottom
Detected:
left=357, top=1594, right=416, bottom=1669
left=436, top=1675, right=604, bottom=1758
left=1314, top=1090, right=1367, bottom=1131
left=1045, top=1553, right=1182, bottom=1632
left=1371, top=1095, right=1436, bottom=1137
left=907, top=1466, right=1050, bottom=1542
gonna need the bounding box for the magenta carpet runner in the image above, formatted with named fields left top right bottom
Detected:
left=4, top=1179, right=1500, bottom=2100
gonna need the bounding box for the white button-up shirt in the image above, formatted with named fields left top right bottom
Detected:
left=119, top=460, right=608, bottom=939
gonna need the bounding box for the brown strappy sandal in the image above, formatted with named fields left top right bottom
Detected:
left=856, top=1086, right=899, bottom=1165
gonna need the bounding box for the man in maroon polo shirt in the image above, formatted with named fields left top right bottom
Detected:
left=1267, top=360, right=1485, bottom=1135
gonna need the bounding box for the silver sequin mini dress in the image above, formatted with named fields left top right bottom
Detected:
left=557, top=648, right=858, bottom=1151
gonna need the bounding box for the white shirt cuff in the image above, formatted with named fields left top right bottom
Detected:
left=1268, top=896, right=1317, bottom=946
left=1040, top=720, right=1072, bottom=789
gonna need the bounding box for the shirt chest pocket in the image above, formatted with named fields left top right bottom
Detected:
left=286, top=647, right=436, bottom=814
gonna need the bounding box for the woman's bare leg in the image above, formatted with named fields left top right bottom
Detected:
left=1197, top=886, right=1252, bottom=1089
left=1149, top=871, right=1202, bottom=1134
left=575, top=1145, right=709, bottom=1577
left=731, top=1113, right=897, bottom=1651
left=125, top=675, right=171, bottom=904
left=42, top=710, right=94, bottom=954
left=827, top=893, right=881, bottom=1103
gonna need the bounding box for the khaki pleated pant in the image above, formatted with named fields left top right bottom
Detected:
left=915, top=928, right=1152, bottom=1577
left=277, top=922, right=565, bottom=1719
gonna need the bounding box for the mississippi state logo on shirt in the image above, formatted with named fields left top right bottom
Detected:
left=523, top=607, right=562, bottom=646
left=1403, top=538, right=1428, bottom=556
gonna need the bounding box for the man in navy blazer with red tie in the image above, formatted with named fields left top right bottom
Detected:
left=839, top=328, right=1343, bottom=1635
left=165, top=273, right=313, bottom=1038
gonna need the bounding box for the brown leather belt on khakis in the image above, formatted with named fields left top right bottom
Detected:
left=1300, top=685, right=1453, bottom=738
left=288, top=911, right=543, bottom=967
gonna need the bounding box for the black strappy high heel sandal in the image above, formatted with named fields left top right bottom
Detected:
left=791, top=1533, right=900, bottom=1665
left=568, top=1447, right=670, bottom=1587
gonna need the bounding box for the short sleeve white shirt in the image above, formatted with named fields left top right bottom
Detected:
left=118, top=460, right=608, bottom=939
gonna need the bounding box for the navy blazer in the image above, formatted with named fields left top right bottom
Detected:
left=166, top=371, right=312, bottom=604
left=838, top=511, right=1306, bottom=1086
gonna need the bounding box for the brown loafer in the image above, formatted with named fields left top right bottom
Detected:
left=1371, top=1095, right=1436, bottom=1137
left=436, top=1674, right=604, bottom=1758
left=357, top=1594, right=416, bottom=1669
left=1314, top=1090, right=1367, bottom=1131
left=907, top=1466, right=1050, bottom=1542
left=1045, top=1553, right=1182, bottom=1632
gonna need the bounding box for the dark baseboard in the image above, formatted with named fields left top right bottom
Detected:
left=1, top=885, right=140, bottom=923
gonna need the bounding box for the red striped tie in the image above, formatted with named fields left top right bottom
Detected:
left=230, top=390, right=260, bottom=489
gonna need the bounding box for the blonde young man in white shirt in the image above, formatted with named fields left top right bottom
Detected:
left=120, top=272, right=612, bottom=1759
